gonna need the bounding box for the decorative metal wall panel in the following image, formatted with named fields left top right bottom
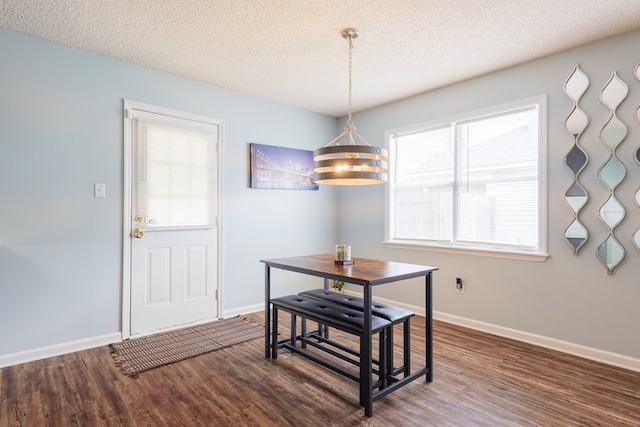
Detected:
left=634, top=60, right=640, bottom=254
left=563, top=65, right=590, bottom=254
left=596, top=72, right=627, bottom=274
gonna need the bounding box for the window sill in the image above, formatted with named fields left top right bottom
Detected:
left=383, top=240, right=549, bottom=262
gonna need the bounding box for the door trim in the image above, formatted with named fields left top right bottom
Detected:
left=121, top=99, right=224, bottom=339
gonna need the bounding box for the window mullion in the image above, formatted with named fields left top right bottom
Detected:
left=452, top=123, right=460, bottom=245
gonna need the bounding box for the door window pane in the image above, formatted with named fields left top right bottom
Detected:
left=135, top=120, right=218, bottom=228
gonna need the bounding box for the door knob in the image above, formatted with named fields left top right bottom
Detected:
left=133, top=229, right=144, bottom=239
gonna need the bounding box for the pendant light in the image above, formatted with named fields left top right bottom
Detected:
left=313, top=28, right=388, bottom=185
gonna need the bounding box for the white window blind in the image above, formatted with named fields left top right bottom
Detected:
left=394, top=125, right=454, bottom=242
left=389, top=99, right=544, bottom=255
left=134, top=118, right=218, bottom=228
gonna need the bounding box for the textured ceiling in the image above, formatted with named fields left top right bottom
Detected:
left=3, top=1, right=640, bottom=117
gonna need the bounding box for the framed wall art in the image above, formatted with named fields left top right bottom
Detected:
left=249, top=143, right=319, bottom=190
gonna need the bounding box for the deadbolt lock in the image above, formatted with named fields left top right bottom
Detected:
left=135, top=215, right=144, bottom=223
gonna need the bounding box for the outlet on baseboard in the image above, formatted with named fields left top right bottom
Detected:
left=456, top=277, right=464, bottom=294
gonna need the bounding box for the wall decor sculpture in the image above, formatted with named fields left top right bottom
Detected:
left=563, top=65, right=590, bottom=254
left=634, top=60, right=640, bottom=253
left=596, top=72, right=628, bottom=274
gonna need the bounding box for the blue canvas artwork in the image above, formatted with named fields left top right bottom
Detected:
left=250, top=143, right=319, bottom=190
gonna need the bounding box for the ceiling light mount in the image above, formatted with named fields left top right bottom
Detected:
left=341, top=27, right=359, bottom=40
left=313, top=28, right=388, bottom=186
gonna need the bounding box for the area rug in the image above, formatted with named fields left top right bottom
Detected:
left=110, top=316, right=263, bottom=377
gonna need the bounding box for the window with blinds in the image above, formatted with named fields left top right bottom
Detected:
left=388, top=97, right=546, bottom=256
left=133, top=116, right=218, bottom=229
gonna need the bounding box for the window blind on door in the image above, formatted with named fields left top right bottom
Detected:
left=135, top=119, right=218, bottom=228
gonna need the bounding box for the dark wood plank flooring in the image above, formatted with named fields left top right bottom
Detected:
left=2, top=312, right=639, bottom=426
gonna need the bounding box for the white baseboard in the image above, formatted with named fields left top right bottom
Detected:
left=350, top=290, right=640, bottom=374
left=7, top=298, right=637, bottom=374
left=0, top=332, right=121, bottom=369
left=224, top=303, right=263, bottom=319
left=0, top=304, right=265, bottom=369
left=434, top=311, right=640, bottom=374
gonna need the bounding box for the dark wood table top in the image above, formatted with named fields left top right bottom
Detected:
left=261, top=253, right=438, bottom=286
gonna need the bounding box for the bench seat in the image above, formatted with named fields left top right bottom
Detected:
left=299, top=289, right=414, bottom=378
left=270, top=294, right=390, bottom=395
left=271, top=294, right=391, bottom=335
left=299, top=289, right=414, bottom=323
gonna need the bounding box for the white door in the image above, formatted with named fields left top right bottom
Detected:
left=125, top=102, right=220, bottom=336
left=130, top=227, right=218, bottom=335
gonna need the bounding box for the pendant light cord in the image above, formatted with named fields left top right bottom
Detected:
left=319, top=28, right=380, bottom=150
left=347, top=34, right=354, bottom=129
left=312, top=27, right=389, bottom=185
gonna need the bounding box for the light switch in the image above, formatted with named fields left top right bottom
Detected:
left=94, top=183, right=106, bottom=198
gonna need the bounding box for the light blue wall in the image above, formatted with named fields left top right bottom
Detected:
left=338, top=30, right=640, bottom=360
left=0, top=29, right=336, bottom=356
left=2, top=26, right=640, bottom=364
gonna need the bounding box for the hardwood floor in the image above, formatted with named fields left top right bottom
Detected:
left=2, top=312, right=639, bottom=426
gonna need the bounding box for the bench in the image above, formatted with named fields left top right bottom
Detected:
left=299, top=289, right=415, bottom=382
left=270, top=294, right=391, bottom=394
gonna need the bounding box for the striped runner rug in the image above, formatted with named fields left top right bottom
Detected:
left=110, top=316, right=263, bottom=377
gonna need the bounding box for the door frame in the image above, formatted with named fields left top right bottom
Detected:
left=121, top=99, right=224, bottom=339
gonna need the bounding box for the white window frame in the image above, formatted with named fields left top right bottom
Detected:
left=384, top=96, right=548, bottom=262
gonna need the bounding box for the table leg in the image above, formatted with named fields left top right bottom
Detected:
left=264, top=265, right=271, bottom=358
left=361, top=285, right=373, bottom=417
left=426, top=272, right=433, bottom=382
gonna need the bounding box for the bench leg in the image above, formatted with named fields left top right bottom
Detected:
left=385, top=320, right=412, bottom=378
left=290, top=313, right=298, bottom=350
left=403, top=319, right=411, bottom=377
left=300, top=316, right=307, bottom=348
left=321, top=323, right=330, bottom=339
left=379, top=330, right=387, bottom=389
left=386, top=325, right=394, bottom=383
left=272, top=306, right=279, bottom=359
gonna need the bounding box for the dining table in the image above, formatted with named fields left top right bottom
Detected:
left=261, top=253, right=438, bottom=417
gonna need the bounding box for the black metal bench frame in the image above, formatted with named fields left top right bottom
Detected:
left=299, top=289, right=414, bottom=387
left=270, top=295, right=391, bottom=402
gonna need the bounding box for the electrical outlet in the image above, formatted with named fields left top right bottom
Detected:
left=289, top=271, right=295, bottom=278
left=456, top=277, right=464, bottom=294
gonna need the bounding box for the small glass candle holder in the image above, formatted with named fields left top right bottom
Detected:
left=335, top=245, right=353, bottom=265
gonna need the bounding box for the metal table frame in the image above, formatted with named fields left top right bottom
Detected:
left=261, top=254, right=438, bottom=417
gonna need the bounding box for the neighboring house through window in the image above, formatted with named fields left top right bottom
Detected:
left=385, top=96, right=547, bottom=261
